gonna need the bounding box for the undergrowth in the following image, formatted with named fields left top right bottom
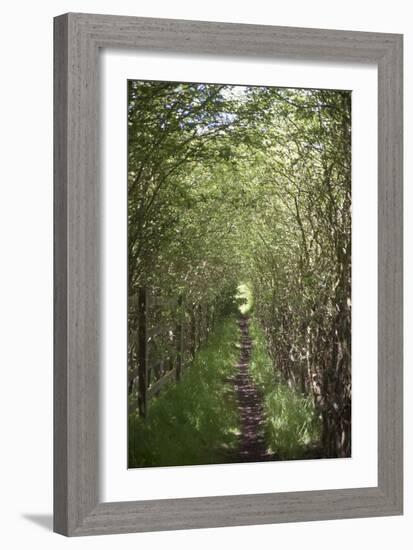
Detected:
left=249, top=318, right=321, bottom=459
left=128, top=317, right=240, bottom=468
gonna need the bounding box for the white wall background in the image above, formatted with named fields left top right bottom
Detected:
left=0, top=0, right=410, bottom=547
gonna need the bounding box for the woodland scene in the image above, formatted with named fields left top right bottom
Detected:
left=127, top=80, right=351, bottom=468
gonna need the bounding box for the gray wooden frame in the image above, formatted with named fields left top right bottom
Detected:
left=54, top=12, right=403, bottom=536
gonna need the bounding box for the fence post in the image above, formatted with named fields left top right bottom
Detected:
left=197, top=303, right=201, bottom=348
left=202, top=303, right=206, bottom=342
left=200, top=303, right=204, bottom=344
left=176, top=294, right=184, bottom=381
left=127, top=331, right=137, bottom=396
left=199, top=303, right=203, bottom=343
left=206, top=303, right=210, bottom=340
left=190, top=304, right=196, bottom=358
left=137, top=287, right=148, bottom=418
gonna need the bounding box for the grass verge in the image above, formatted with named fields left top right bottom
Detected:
left=249, top=318, right=321, bottom=460
left=128, top=316, right=240, bottom=468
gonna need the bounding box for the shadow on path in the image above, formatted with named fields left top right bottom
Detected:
left=232, top=316, right=274, bottom=463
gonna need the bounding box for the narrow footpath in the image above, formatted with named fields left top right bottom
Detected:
left=232, top=316, right=272, bottom=462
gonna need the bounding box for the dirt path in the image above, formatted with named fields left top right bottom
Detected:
left=232, top=316, right=273, bottom=462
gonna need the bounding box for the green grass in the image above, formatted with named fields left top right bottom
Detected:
left=128, top=317, right=240, bottom=468
left=249, top=318, right=321, bottom=460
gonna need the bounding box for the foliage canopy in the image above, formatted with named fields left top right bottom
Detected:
left=128, top=80, right=351, bottom=458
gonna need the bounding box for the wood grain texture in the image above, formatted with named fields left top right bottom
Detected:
left=53, top=13, right=403, bottom=536
left=377, top=33, right=403, bottom=509
left=53, top=14, right=69, bottom=536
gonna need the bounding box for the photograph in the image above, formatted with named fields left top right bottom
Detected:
left=127, top=79, right=352, bottom=468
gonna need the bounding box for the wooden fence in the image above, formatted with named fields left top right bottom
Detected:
left=128, top=288, right=216, bottom=418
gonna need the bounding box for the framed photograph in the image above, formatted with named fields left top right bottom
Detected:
left=54, top=13, right=403, bottom=536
